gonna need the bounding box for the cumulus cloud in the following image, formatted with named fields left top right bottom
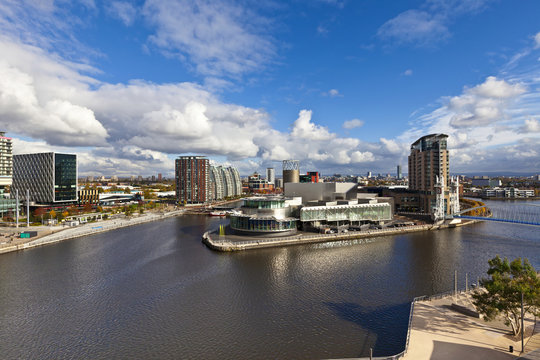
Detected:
left=0, top=59, right=108, bottom=146
left=0, top=36, right=394, bottom=175
left=291, top=110, right=334, bottom=141
left=448, top=76, right=526, bottom=128
left=142, top=0, right=275, bottom=77
left=403, top=69, right=413, bottom=76
left=520, top=118, right=540, bottom=133
left=343, top=119, right=364, bottom=129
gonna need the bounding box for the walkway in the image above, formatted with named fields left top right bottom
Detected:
left=403, top=292, right=537, bottom=360
left=0, top=209, right=185, bottom=254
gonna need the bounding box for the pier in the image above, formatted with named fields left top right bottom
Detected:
left=202, top=221, right=474, bottom=251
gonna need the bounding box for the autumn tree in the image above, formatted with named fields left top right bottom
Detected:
left=473, top=256, right=540, bottom=336
left=34, top=208, right=46, bottom=223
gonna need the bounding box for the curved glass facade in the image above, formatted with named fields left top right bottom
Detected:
left=243, top=199, right=286, bottom=209
left=230, top=215, right=297, bottom=232
left=300, top=203, right=392, bottom=222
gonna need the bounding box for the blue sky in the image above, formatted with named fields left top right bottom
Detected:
left=1, top=0, right=539, bottom=176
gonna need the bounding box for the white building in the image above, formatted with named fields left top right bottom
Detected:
left=482, top=187, right=535, bottom=198
left=266, top=167, right=275, bottom=185
left=0, top=132, right=12, bottom=189
left=209, top=165, right=242, bottom=200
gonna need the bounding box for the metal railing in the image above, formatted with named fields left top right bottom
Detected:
left=208, top=225, right=432, bottom=248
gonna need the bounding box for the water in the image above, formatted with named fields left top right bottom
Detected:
left=1, top=200, right=539, bottom=359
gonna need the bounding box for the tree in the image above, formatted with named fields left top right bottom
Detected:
left=83, top=203, right=93, bottom=213
left=49, top=210, right=56, bottom=220
left=473, top=256, right=540, bottom=336
left=34, top=208, right=46, bottom=223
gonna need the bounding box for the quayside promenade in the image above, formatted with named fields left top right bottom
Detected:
left=329, top=291, right=540, bottom=360
left=0, top=209, right=185, bottom=255
left=402, top=292, right=540, bottom=360
left=202, top=220, right=476, bottom=251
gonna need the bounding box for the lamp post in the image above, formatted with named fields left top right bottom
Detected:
left=521, top=291, right=524, bottom=353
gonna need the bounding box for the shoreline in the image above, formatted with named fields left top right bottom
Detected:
left=0, top=209, right=185, bottom=255
left=202, top=219, right=479, bottom=252
left=0, top=198, right=243, bottom=255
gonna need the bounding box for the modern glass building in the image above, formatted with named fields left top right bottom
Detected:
left=229, top=197, right=298, bottom=236
left=300, top=203, right=392, bottom=224
left=12, top=152, right=78, bottom=204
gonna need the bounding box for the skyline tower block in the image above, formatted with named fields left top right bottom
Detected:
left=175, top=156, right=209, bottom=204
left=408, top=134, right=449, bottom=192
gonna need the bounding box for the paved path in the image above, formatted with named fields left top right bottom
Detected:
left=521, top=317, right=540, bottom=359
left=403, top=293, right=538, bottom=360
left=0, top=209, right=185, bottom=254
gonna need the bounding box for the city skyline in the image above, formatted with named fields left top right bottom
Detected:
left=0, top=1, right=540, bottom=176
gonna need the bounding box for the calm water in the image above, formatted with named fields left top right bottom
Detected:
left=1, top=200, right=539, bottom=359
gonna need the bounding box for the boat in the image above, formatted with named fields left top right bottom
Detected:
left=209, top=211, right=227, bottom=217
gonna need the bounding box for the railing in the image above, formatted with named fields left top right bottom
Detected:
left=207, top=225, right=432, bottom=248
left=24, top=210, right=187, bottom=246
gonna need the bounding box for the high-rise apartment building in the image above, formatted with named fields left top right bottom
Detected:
left=397, top=165, right=402, bottom=180
left=13, top=152, right=78, bottom=204
left=384, top=134, right=458, bottom=218
left=210, top=165, right=242, bottom=200
left=408, top=134, right=449, bottom=192
left=175, top=156, right=209, bottom=204
left=0, top=132, right=16, bottom=217
left=0, top=132, right=13, bottom=189
left=266, top=167, right=275, bottom=185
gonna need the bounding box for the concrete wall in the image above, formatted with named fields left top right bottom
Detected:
left=284, top=182, right=357, bottom=205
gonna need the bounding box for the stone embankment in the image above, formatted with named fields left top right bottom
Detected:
left=0, top=210, right=185, bottom=255
left=202, top=221, right=475, bottom=252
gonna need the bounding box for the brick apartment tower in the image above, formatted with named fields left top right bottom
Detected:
left=408, top=134, right=449, bottom=212
left=175, top=156, right=209, bottom=204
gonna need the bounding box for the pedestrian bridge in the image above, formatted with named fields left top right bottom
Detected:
left=452, top=203, right=540, bottom=226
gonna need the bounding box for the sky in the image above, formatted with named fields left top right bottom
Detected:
left=1, top=0, right=540, bottom=177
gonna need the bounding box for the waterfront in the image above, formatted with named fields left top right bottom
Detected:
left=1, top=200, right=539, bottom=359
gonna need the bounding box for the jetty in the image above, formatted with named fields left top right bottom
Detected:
left=202, top=221, right=474, bottom=252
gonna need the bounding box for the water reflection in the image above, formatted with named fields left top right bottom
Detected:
left=1, top=201, right=539, bottom=359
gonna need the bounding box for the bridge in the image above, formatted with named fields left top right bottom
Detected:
left=451, top=203, right=540, bottom=226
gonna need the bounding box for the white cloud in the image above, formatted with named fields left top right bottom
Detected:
left=377, top=10, right=448, bottom=45
left=324, top=88, right=342, bottom=97
left=448, top=76, right=526, bottom=128
left=351, top=151, right=374, bottom=163
left=317, top=25, right=328, bottom=35
left=535, top=32, right=540, bottom=48
left=142, top=0, right=275, bottom=77
left=107, top=1, right=137, bottom=26
left=0, top=58, right=108, bottom=146
left=0, top=37, right=391, bottom=176
left=520, top=118, right=540, bottom=133
left=470, top=76, right=526, bottom=98
left=403, top=69, right=413, bottom=76
left=343, top=119, right=364, bottom=129
left=377, top=0, right=490, bottom=46
left=379, top=137, right=404, bottom=154
left=291, top=110, right=334, bottom=141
